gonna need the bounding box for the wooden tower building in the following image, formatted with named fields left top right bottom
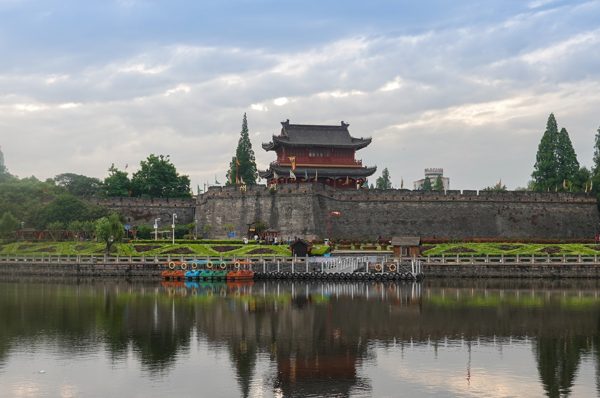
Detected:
left=259, top=120, right=377, bottom=189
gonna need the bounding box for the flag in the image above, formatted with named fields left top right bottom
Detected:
left=585, top=182, right=588, bottom=193
left=129, top=190, right=132, bottom=196
left=215, top=175, right=220, bottom=185
left=344, top=176, right=349, bottom=185
left=240, top=176, right=245, bottom=185
left=496, top=179, right=502, bottom=188
left=236, top=176, right=240, bottom=184
left=592, top=181, right=594, bottom=190
left=197, top=184, right=200, bottom=194
left=563, top=179, right=566, bottom=189
left=274, top=171, right=278, bottom=179
left=289, top=157, right=296, bottom=171
left=305, top=170, right=308, bottom=180
left=227, top=174, right=232, bottom=184
left=313, top=169, right=318, bottom=182
left=290, top=170, right=296, bottom=179
left=236, top=157, right=241, bottom=166
left=362, top=179, right=368, bottom=188
left=401, top=177, right=404, bottom=189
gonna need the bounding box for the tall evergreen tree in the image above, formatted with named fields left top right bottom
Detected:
left=555, top=127, right=580, bottom=190
left=422, top=177, right=432, bottom=190
left=433, top=175, right=444, bottom=190
left=376, top=168, right=392, bottom=189
left=532, top=113, right=559, bottom=191
left=227, top=113, right=258, bottom=185
left=591, top=124, right=600, bottom=194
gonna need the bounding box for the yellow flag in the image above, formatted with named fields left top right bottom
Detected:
left=289, top=157, right=296, bottom=171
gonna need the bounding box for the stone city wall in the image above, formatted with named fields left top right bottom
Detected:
left=91, top=197, right=196, bottom=227
left=195, top=183, right=599, bottom=240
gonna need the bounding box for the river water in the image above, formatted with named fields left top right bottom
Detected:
left=1, top=278, right=600, bottom=397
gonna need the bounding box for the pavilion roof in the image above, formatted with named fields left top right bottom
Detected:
left=262, top=120, right=372, bottom=151
left=259, top=164, right=376, bottom=179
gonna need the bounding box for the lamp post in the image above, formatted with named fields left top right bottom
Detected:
left=20, top=221, right=24, bottom=241
left=154, top=218, right=161, bottom=241
left=172, top=213, right=177, bottom=244
left=327, top=208, right=341, bottom=248
left=195, top=219, right=198, bottom=240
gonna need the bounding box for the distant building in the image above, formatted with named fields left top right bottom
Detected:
left=413, top=168, right=450, bottom=190
left=0, top=146, right=4, bottom=166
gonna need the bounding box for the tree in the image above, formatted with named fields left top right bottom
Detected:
left=131, top=155, right=191, bottom=198
left=482, top=185, right=507, bottom=192
left=226, top=114, right=259, bottom=185
left=433, top=175, right=444, bottom=190
left=45, top=194, right=88, bottom=224
left=253, top=221, right=267, bottom=238
left=187, top=222, right=196, bottom=237
left=136, top=223, right=152, bottom=239
left=422, top=177, right=432, bottom=191
left=203, top=224, right=213, bottom=238
left=376, top=168, right=392, bottom=189
left=103, top=164, right=131, bottom=198
left=223, top=223, right=234, bottom=238
left=0, top=212, right=20, bottom=237
left=555, top=127, right=580, bottom=190
left=591, top=124, right=600, bottom=195
left=46, top=221, right=65, bottom=242
left=95, top=213, right=124, bottom=257
left=67, top=220, right=84, bottom=241
left=532, top=113, right=560, bottom=191
left=54, top=173, right=102, bottom=197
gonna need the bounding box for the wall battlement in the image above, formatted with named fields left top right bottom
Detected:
left=200, top=183, right=595, bottom=204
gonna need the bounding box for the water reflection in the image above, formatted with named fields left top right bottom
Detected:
left=1, top=278, right=600, bottom=397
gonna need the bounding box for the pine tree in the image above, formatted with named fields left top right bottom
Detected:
left=227, top=113, right=258, bottom=185
left=433, top=175, right=444, bottom=190
left=422, top=177, right=432, bottom=191
left=376, top=168, right=392, bottom=189
left=532, top=113, right=559, bottom=191
left=591, top=124, right=600, bottom=194
left=555, top=127, right=580, bottom=191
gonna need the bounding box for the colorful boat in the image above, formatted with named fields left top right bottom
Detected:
left=226, top=261, right=254, bottom=281
left=161, top=269, right=186, bottom=281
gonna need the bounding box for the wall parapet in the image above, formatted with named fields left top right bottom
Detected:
left=200, top=184, right=596, bottom=204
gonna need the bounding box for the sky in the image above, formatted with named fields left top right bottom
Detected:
left=1, top=0, right=600, bottom=191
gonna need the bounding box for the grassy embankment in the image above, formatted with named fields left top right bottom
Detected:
left=0, top=241, right=332, bottom=257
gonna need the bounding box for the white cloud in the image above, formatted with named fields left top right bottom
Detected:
left=273, top=97, right=289, bottom=106
left=251, top=103, right=267, bottom=111
left=164, top=85, right=191, bottom=96
left=59, top=103, right=82, bottom=109
left=14, top=104, right=47, bottom=112
left=380, top=77, right=402, bottom=92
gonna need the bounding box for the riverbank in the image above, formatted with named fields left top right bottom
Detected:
left=3, top=260, right=600, bottom=278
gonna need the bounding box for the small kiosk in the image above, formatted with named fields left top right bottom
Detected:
left=391, top=237, right=422, bottom=257
left=290, top=239, right=313, bottom=257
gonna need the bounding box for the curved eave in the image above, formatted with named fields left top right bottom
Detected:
left=271, top=135, right=372, bottom=149
left=262, top=142, right=276, bottom=151
left=260, top=165, right=377, bottom=179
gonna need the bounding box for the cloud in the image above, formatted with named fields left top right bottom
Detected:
left=1, top=0, right=600, bottom=192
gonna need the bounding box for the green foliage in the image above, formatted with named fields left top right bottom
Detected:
left=482, top=185, right=507, bottom=192
left=203, top=224, right=213, bottom=237
left=532, top=114, right=560, bottom=191
left=136, top=223, right=153, bottom=239
left=67, top=220, right=84, bottom=241
left=54, top=173, right=102, bottom=197
left=131, top=154, right=191, bottom=198
left=186, top=222, right=196, bottom=236
left=46, top=221, right=65, bottom=241
left=422, top=177, right=432, bottom=191
left=0, top=212, right=20, bottom=237
left=103, top=164, right=131, bottom=198
left=556, top=127, right=580, bottom=190
left=45, top=194, right=88, bottom=224
left=226, top=113, right=259, bottom=186
left=94, top=214, right=124, bottom=256
left=222, top=223, right=234, bottom=237
left=253, top=222, right=267, bottom=236
left=376, top=168, right=392, bottom=189
left=433, top=175, right=444, bottom=190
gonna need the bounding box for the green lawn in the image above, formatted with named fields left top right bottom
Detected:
left=421, top=243, right=600, bottom=257
left=0, top=241, right=295, bottom=257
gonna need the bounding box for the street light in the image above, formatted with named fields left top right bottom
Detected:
left=195, top=219, right=198, bottom=240
left=20, top=221, right=24, bottom=242
left=172, top=213, right=177, bottom=244
left=154, top=218, right=161, bottom=241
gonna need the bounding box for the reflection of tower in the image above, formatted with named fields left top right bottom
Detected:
left=0, top=146, right=4, bottom=167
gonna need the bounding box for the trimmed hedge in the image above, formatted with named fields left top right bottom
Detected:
left=135, top=239, right=245, bottom=245
left=421, top=238, right=597, bottom=244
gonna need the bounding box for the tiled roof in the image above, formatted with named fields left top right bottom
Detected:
left=259, top=164, right=376, bottom=179
left=262, top=120, right=372, bottom=151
